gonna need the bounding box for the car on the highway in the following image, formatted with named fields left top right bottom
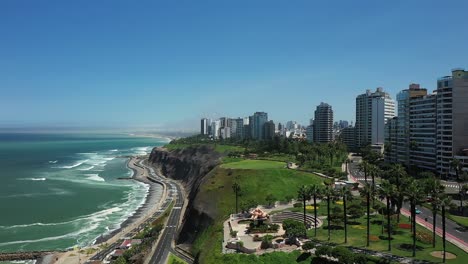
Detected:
left=415, top=208, right=422, bottom=214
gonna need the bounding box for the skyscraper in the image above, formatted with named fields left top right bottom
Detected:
left=356, top=87, right=395, bottom=148
left=263, top=120, right=275, bottom=140
left=386, top=84, right=427, bottom=165
left=251, top=112, right=268, bottom=140
left=436, top=68, right=468, bottom=176
left=409, top=93, right=437, bottom=171
left=200, top=118, right=209, bottom=135
left=313, top=102, right=333, bottom=143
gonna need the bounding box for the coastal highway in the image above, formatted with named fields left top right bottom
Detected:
left=143, top=162, right=194, bottom=264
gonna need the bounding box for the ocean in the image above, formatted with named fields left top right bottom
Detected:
left=0, top=133, right=166, bottom=253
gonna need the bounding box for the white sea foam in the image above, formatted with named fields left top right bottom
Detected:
left=78, top=166, right=95, bottom=171
left=53, top=160, right=89, bottom=169
left=0, top=221, right=100, bottom=246
left=109, top=149, right=118, bottom=152
left=48, top=160, right=58, bottom=164
left=0, top=207, right=122, bottom=230
left=18, top=178, right=46, bottom=181
left=85, top=174, right=105, bottom=182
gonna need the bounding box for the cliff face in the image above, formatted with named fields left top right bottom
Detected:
left=148, top=145, right=222, bottom=244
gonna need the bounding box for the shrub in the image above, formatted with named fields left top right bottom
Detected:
left=293, top=202, right=302, bottom=208
left=230, top=230, right=238, bottom=237
left=253, top=235, right=262, bottom=242
left=315, top=245, right=332, bottom=258
left=415, top=230, right=433, bottom=244
left=354, top=253, right=367, bottom=264
left=302, top=241, right=315, bottom=251
left=331, top=246, right=354, bottom=264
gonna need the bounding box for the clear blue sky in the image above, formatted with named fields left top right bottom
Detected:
left=1, top=0, right=467, bottom=131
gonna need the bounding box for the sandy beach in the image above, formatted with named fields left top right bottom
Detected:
left=51, top=156, right=167, bottom=264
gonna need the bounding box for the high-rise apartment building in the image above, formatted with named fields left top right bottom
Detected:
left=306, top=125, right=314, bottom=143
left=263, top=120, right=275, bottom=140
left=210, top=120, right=220, bottom=139
left=385, top=84, right=428, bottom=165
left=340, top=126, right=356, bottom=152
left=356, top=87, right=395, bottom=148
left=251, top=112, right=268, bottom=140
left=200, top=118, right=209, bottom=135
left=436, top=68, right=468, bottom=176
left=409, top=93, right=437, bottom=171
left=384, top=117, right=398, bottom=163
left=232, top=118, right=244, bottom=139
left=313, top=102, right=333, bottom=143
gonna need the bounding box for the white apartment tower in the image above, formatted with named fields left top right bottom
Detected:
left=356, top=87, right=395, bottom=148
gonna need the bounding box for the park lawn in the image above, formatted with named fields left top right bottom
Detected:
left=220, top=159, right=286, bottom=170
left=192, top=165, right=324, bottom=263
left=296, top=200, right=467, bottom=264
left=213, top=144, right=245, bottom=153
left=167, top=253, right=187, bottom=264
left=279, top=199, right=467, bottom=264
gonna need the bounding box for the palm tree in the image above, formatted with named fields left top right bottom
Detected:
left=404, top=180, right=425, bottom=258
left=324, top=183, right=335, bottom=241
left=358, top=160, right=370, bottom=183
left=232, top=182, right=241, bottom=214
left=440, top=195, right=452, bottom=263
left=378, top=180, right=396, bottom=251
left=310, top=184, right=323, bottom=237
left=389, top=164, right=408, bottom=223
left=298, top=185, right=312, bottom=237
left=367, top=164, right=380, bottom=206
left=449, top=158, right=462, bottom=181
left=424, top=177, right=445, bottom=248
left=340, top=186, right=352, bottom=243
left=360, top=183, right=372, bottom=247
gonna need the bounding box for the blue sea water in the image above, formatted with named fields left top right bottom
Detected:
left=0, top=133, right=166, bottom=252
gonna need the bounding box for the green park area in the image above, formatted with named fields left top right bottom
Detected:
left=167, top=253, right=187, bottom=264
left=191, top=159, right=324, bottom=264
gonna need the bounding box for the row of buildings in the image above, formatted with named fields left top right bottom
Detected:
left=201, top=112, right=275, bottom=140
left=384, top=68, right=468, bottom=176
left=339, top=68, right=468, bottom=177
left=200, top=103, right=339, bottom=143
left=199, top=68, right=468, bottom=177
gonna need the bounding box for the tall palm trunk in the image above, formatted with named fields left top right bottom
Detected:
left=303, top=198, right=307, bottom=238
left=344, top=193, right=348, bottom=243
left=366, top=192, right=370, bottom=247
left=442, top=205, right=447, bottom=263
left=371, top=174, right=375, bottom=207
left=327, top=194, right=331, bottom=241
left=364, top=166, right=367, bottom=183
left=386, top=196, right=391, bottom=251
left=432, top=204, right=437, bottom=248
left=412, top=202, right=416, bottom=257
left=314, top=195, right=318, bottom=237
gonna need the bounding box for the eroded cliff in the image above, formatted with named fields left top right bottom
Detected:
left=147, top=145, right=222, bottom=245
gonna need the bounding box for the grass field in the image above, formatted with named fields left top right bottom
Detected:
left=286, top=199, right=467, bottom=264
left=167, top=253, right=187, bottom=264
left=221, top=159, right=286, bottom=169
left=192, top=160, right=324, bottom=264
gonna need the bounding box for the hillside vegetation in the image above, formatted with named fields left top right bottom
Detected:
left=191, top=159, right=324, bottom=263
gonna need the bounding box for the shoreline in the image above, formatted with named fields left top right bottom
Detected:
left=93, top=157, right=162, bottom=244
left=51, top=156, right=166, bottom=264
